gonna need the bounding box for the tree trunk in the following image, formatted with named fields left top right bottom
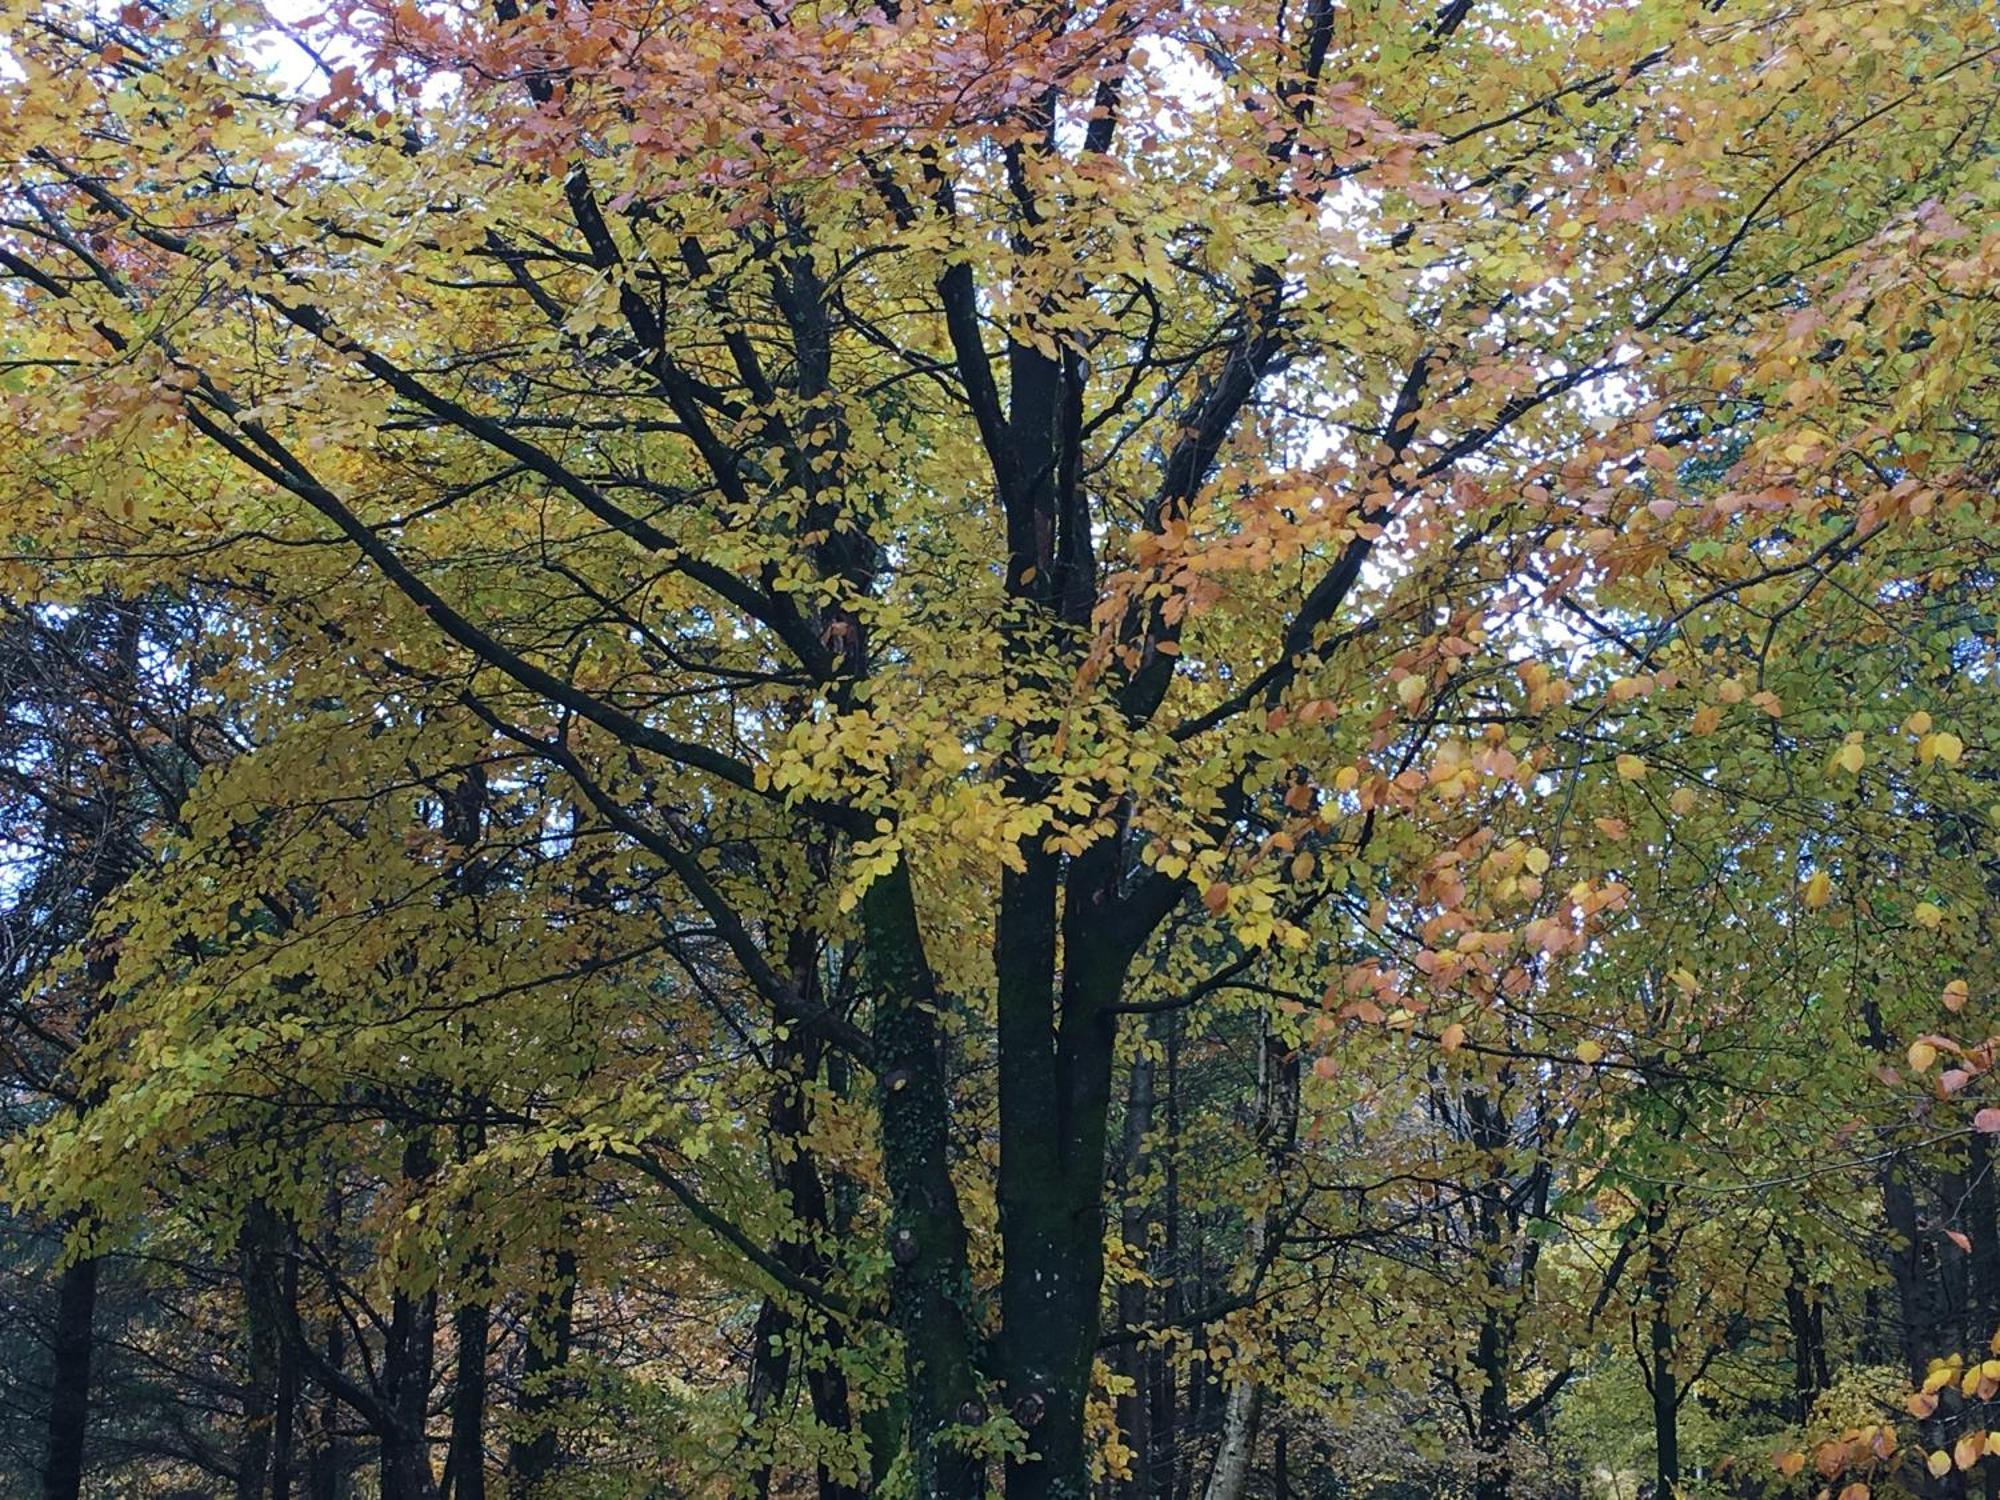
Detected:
left=1199, top=1022, right=1299, bottom=1500
left=445, top=1299, right=488, bottom=1500
left=307, top=1187, right=349, bottom=1500
left=997, top=839, right=1136, bottom=1500
left=509, top=1149, right=578, bottom=1495
left=1782, top=1246, right=1828, bottom=1426
left=39, top=1253, right=99, bottom=1500
left=1467, top=1091, right=1516, bottom=1500
left=1648, top=1251, right=1678, bottom=1498
left=382, top=1137, right=440, bottom=1500
left=273, top=1244, right=300, bottom=1500
left=1966, top=1131, right=2000, bottom=1352
left=1199, top=1383, right=1262, bottom=1500
left=1152, top=1014, right=1183, bottom=1500
left=860, top=863, right=986, bottom=1500
left=441, top=772, right=489, bottom=1500
left=1115, top=1045, right=1156, bottom=1500
left=239, top=1211, right=283, bottom=1500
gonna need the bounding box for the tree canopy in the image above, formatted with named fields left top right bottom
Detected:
left=0, top=0, right=1994, bottom=1496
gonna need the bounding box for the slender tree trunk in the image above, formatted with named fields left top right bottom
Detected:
left=1115, top=1045, right=1156, bottom=1500
left=304, top=1319, right=345, bottom=1500
left=1152, top=1015, right=1183, bottom=1500
left=441, top=770, right=489, bottom=1500
left=1199, top=1022, right=1299, bottom=1500
left=745, top=1292, right=793, bottom=1500
left=273, top=1244, right=300, bottom=1500
left=1645, top=1202, right=1678, bottom=1500
left=1467, top=1092, right=1516, bottom=1500
left=382, top=1137, right=440, bottom=1500
left=39, top=1253, right=99, bottom=1500
left=509, top=1149, right=578, bottom=1496
left=307, top=1181, right=348, bottom=1500
left=1199, top=1383, right=1262, bottom=1500
left=239, top=1211, right=284, bottom=1500
left=446, top=1300, right=488, bottom=1500
left=1178, top=1211, right=1211, bottom=1500
left=771, top=928, right=865, bottom=1500
left=1782, top=1243, right=1828, bottom=1427
left=1966, top=1132, right=2000, bottom=1351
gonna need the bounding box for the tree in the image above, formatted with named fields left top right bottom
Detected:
left=0, top=0, right=1995, bottom=1496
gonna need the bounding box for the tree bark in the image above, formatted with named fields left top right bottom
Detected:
left=39, top=1253, right=99, bottom=1500
left=381, top=1137, right=440, bottom=1500
left=445, top=1300, right=488, bottom=1500
left=1644, top=1200, right=1678, bottom=1500
left=860, top=863, right=985, bottom=1500
left=273, top=1243, right=300, bottom=1500
left=997, top=839, right=1138, bottom=1500
left=239, top=1211, right=283, bottom=1500
left=306, top=1182, right=349, bottom=1500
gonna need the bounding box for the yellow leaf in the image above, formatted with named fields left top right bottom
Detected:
left=1439, top=1022, right=1467, bottom=1054
left=1833, top=741, right=1866, bottom=775
left=1803, top=869, right=1832, bottom=908
left=1929, top=1450, right=1953, bottom=1478
left=1914, top=901, right=1944, bottom=930
left=1668, top=787, right=1697, bottom=816
left=1944, top=980, right=1969, bottom=1013
left=1932, top=731, right=1965, bottom=766
left=1576, top=1039, right=1604, bottom=1065
left=1614, top=754, right=1647, bottom=781
left=1907, top=710, right=1934, bottom=735
left=1955, top=1431, right=1986, bottom=1470
left=1909, top=1040, right=1938, bottom=1073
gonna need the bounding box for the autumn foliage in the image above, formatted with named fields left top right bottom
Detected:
left=0, top=0, right=1995, bottom=1497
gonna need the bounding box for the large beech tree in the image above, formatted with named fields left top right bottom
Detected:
left=0, top=0, right=1996, bottom=1497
